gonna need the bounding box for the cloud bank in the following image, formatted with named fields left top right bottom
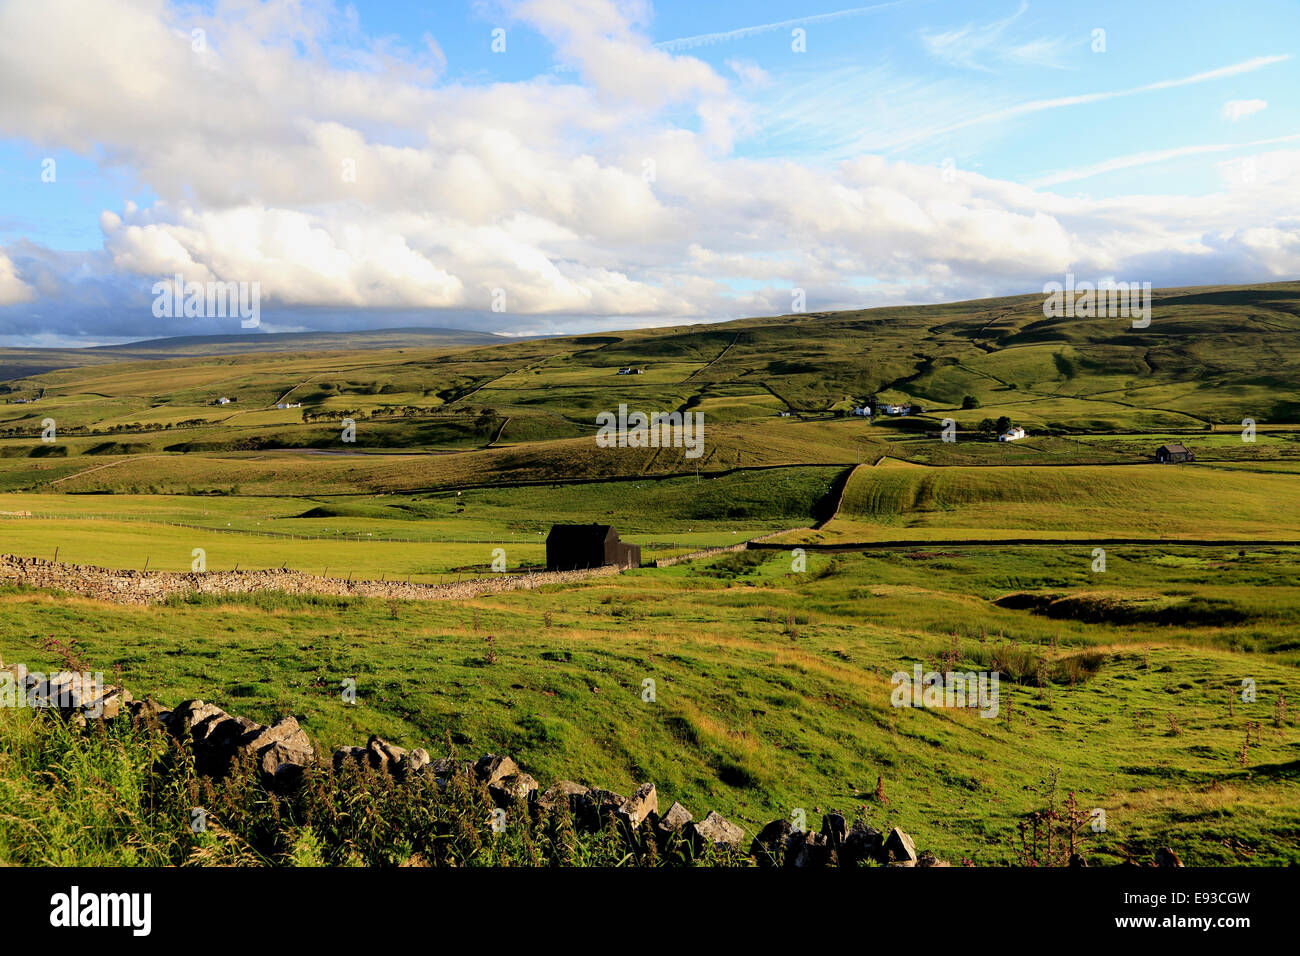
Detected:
left=0, top=0, right=1298, bottom=344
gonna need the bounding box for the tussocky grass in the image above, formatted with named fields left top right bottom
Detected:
left=2, top=545, right=1297, bottom=866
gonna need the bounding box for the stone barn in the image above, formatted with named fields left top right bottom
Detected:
left=1157, top=443, right=1194, bottom=464
left=546, top=524, right=640, bottom=571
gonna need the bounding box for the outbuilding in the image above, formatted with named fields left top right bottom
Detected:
left=1157, top=443, right=1194, bottom=464
left=546, top=524, right=641, bottom=571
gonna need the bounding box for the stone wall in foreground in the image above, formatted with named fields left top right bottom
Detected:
left=1, top=653, right=949, bottom=867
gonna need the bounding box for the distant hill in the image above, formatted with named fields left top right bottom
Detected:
left=93, top=327, right=507, bottom=355
left=0, top=327, right=508, bottom=380
left=2, top=281, right=1298, bottom=455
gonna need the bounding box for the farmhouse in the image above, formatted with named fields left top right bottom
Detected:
left=851, top=406, right=872, bottom=417
left=546, top=524, right=641, bottom=571
left=998, top=426, right=1026, bottom=442
left=216, top=397, right=232, bottom=405
left=617, top=367, right=643, bottom=375
left=879, top=403, right=909, bottom=416
left=276, top=402, right=302, bottom=409
left=1157, top=443, right=1194, bottom=464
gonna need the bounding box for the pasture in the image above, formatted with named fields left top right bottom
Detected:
left=3, top=544, right=1298, bottom=864
left=1, top=281, right=1297, bottom=866
left=786, top=462, right=1300, bottom=545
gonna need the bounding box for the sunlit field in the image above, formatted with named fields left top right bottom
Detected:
left=2, top=282, right=1298, bottom=867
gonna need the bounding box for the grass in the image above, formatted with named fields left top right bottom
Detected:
left=0, top=466, right=840, bottom=572
left=781, top=462, right=1300, bottom=544
left=0, top=707, right=744, bottom=866
left=2, top=280, right=1299, bottom=866
left=4, top=281, right=1298, bottom=454
left=2, top=544, right=1297, bottom=865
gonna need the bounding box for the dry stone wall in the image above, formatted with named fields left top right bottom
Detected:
left=0, top=653, right=981, bottom=866
left=1, top=526, right=802, bottom=601
left=0, top=553, right=621, bottom=605
left=1, top=655, right=760, bottom=861
left=0, top=658, right=1182, bottom=868
left=653, top=528, right=798, bottom=568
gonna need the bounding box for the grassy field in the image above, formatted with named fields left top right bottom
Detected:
left=3, top=544, right=1298, bottom=865
left=1, top=281, right=1297, bottom=866
left=3, top=281, right=1298, bottom=447
left=0, top=467, right=841, bottom=573
left=780, top=462, right=1300, bottom=545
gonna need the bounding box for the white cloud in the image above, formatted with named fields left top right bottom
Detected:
left=0, top=249, right=34, bottom=306
left=0, top=0, right=1297, bottom=342
left=513, top=0, right=740, bottom=149
left=878, top=54, right=1290, bottom=150
left=1222, top=98, right=1268, bottom=122
left=726, top=58, right=770, bottom=88
left=920, top=2, right=1074, bottom=72
left=654, top=1, right=908, bottom=52
left=1032, top=135, right=1300, bottom=186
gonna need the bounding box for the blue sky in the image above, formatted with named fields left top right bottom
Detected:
left=0, top=0, right=1297, bottom=344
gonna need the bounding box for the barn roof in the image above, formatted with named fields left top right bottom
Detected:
left=546, top=523, right=618, bottom=546
left=1159, top=443, right=1189, bottom=454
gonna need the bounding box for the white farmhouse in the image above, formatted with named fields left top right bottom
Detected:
left=998, top=426, right=1026, bottom=442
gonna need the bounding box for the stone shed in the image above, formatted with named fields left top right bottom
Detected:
left=545, top=524, right=640, bottom=571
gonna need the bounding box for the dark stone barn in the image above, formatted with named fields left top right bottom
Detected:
left=1156, top=443, right=1194, bottom=464
left=545, top=524, right=641, bottom=571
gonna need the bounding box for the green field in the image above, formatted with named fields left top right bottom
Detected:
left=0, top=467, right=842, bottom=573
left=3, top=544, right=1298, bottom=864
left=1, top=281, right=1298, bottom=866
left=780, top=462, right=1300, bottom=545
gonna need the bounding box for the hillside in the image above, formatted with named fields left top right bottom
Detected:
left=0, top=280, right=1297, bottom=869
left=0, top=281, right=1295, bottom=499
left=0, top=326, right=507, bottom=381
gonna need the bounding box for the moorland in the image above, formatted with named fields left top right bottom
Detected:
left=2, top=280, right=1298, bottom=865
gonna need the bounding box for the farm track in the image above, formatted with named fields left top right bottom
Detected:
left=486, top=416, right=510, bottom=447
left=683, top=332, right=740, bottom=383
left=270, top=376, right=317, bottom=408
left=43, top=454, right=167, bottom=486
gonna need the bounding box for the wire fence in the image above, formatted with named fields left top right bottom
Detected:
left=0, top=512, right=750, bottom=556
left=0, top=512, right=545, bottom=545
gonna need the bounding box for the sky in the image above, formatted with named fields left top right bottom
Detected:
left=0, top=0, right=1297, bottom=345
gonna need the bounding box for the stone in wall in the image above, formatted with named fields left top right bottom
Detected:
left=4, top=654, right=1098, bottom=868
left=0, top=553, right=621, bottom=606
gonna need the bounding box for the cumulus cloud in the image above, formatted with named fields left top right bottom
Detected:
left=0, top=249, right=34, bottom=306
left=1222, top=98, right=1268, bottom=122
left=0, top=0, right=1297, bottom=344
left=726, top=58, right=770, bottom=89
